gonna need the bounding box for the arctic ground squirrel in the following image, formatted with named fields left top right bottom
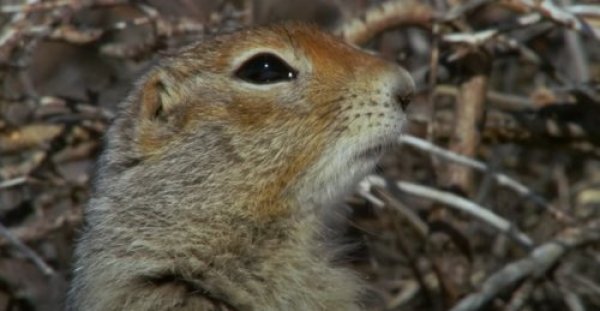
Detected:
left=68, top=23, right=415, bottom=311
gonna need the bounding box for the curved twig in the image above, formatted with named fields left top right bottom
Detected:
left=335, top=0, right=434, bottom=45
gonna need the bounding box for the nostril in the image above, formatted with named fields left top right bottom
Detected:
left=396, top=93, right=413, bottom=112
left=391, top=67, right=415, bottom=112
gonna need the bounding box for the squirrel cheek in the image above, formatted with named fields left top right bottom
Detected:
left=136, top=122, right=168, bottom=155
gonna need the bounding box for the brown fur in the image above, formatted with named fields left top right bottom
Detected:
left=67, top=23, right=414, bottom=311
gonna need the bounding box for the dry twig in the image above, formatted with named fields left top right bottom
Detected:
left=394, top=180, right=534, bottom=248
left=450, top=219, right=600, bottom=311
left=502, top=0, right=600, bottom=39
left=360, top=175, right=534, bottom=248
left=0, top=222, right=54, bottom=276
left=441, top=50, right=490, bottom=194
left=398, top=135, right=574, bottom=222
left=335, top=0, right=434, bottom=45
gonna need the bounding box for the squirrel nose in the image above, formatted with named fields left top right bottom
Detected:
left=391, top=67, right=415, bottom=112
left=397, top=93, right=412, bottom=111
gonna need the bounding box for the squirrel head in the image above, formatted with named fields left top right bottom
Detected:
left=105, top=23, right=414, bottom=219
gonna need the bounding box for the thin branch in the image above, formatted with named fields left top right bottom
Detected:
left=394, top=180, right=534, bottom=248
left=450, top=219, right=600, bottom=311
left=0, top=208, right=82, bottom=248
left=505, top=279, right=536, bottom=311
left=502, top=0, right=600, bottom=39
left=434, top=84, right=532, bottom=111
left=0, top=0, right=39, bottom=63
left=373, top=186, right=429, bottom=238
left=0, top=222, right=54, bottom=276
left=361, top=175, right=533, bottom=248
left=443, top=0, right=494, bottom=21
left=427, top=22, right=441, bottom=143
left=441, top=49, right=489, bottom=194
left=560, top=0, right=590, bottom=84
left=0, top=124, right=64, bottom=154
left=398, top=135, right=574, bottom=223
left=560, top=285, right=586, bottom=311
left=0, top=176, right=27, bottom=189
left=0, top=0, right=128, bottom=14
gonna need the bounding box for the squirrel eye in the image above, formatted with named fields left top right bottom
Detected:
left=235, top=53, right=297, bottom=84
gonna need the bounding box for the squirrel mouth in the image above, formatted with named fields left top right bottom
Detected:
left=358, top=144, right=385, bottom=159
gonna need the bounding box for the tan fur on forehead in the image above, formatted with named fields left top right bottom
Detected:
left=166, top=23, right=314, bottom=73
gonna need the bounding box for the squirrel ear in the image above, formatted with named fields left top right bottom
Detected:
left=138, top=73, right=171, bottom=122
left=135, top=73, right=177, bottom=154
